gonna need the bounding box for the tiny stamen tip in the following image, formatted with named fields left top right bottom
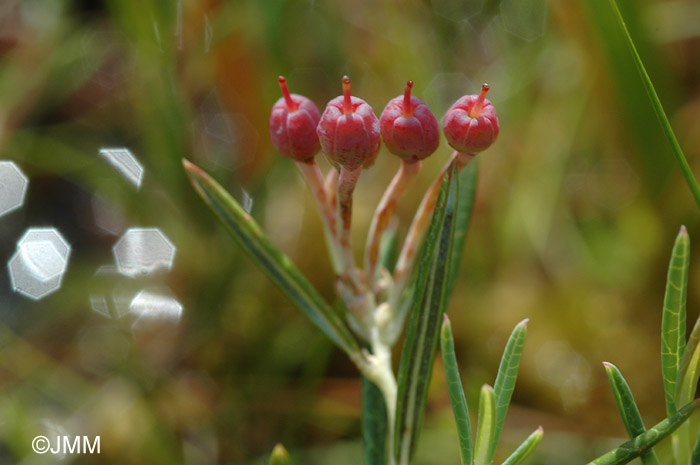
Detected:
left=406, top=80, right=414, bottom=89
left=278, top=76, right=286, bottom=84
left=342, top=75, right=351, bottom=85
left=481, top=83, right=490, bottom=91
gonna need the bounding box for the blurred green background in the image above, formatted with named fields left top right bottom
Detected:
left=1, top=0, right=699, bottom=463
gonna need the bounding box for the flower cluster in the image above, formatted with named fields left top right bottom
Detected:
left=269, top=76, right=499, bottom=167
left=268, top=75, right=499, bottom=342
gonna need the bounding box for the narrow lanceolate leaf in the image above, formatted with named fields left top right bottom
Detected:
left=501, top=426, right=543, bottom=465
left=586, top=399, right=700, bottom=465
left=183, top=159, right=361, bottom=359
left=395, top=164, right=459, bottom=465
left=362, top=374, right=387, bottom=465
left=488, top=319, right=529, bottom=463
left=445, top=160, right=479, bottom=301
left=441, top=315, right=472, bottom=465
left=661, top=225, right=690, bottom=416
left=608, top=0, right=700, bottom=211
left=603, top=362, right=661, bottom=465
left=474, top=385, right=496, bottom=465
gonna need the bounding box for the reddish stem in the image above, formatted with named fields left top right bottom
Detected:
left=402, top=80, right=414, bottom=117
left=470, top=83, right=490, bottom=118
left=342, top=76, right=353, bottom=114
left=278, top=76, right=296, bottom=110
left=364, top=159, right=421, bottom=284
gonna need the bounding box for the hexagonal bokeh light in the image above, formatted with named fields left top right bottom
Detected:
left=8, top=228, right=71, bottom=300
left=0, top=161, right=28, bottom=218
left=113, top=228, right=176, bottom=277
left=130, top=288, right=183, bottom=324
left=98, top=148, right=144, bottom=189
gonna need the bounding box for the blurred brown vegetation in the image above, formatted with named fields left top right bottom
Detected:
left=1, top=0, right=700, bottom=463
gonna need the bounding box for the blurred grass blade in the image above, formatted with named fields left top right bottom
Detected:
left=501, top=426, right=544, bottom=465
left=603, top=362, right=661, bottom=465
left=183, top=159, right=361, bottom=359
left=586, top=399, right=699, bottom=465
left=474, top=384, right=496, bottom=465
left=692, top=433, right=700, bottom=464
left=440, top=315, right=472, bottom=465
left=362, top=374, right=387, bottom=465
left=660, top=226, right=690, bottom=415
left=445, top=160, right=479, bottom=301
left=488, top=319, right=529, bottom=462
left=608, top=0, right=700, bottom=211
left=270, top=443, right=293, bottom=465
left=677, top=315, right=700, bottom=407
left=395, top=164, right=459, bottom=465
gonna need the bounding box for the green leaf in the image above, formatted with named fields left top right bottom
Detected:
left=440, top=315, right=472, bottom=465
left=362, top=374, right=387, bottom=465
left=660, top=225, right=690, bottom=415
left=183, top=159, right=361, bottom=360
left=501, top=426, right=543, bottom=465
left=474, top=384, right=496, bottom=465
left=270, top=443, right=293, bottom=465
left=692, top=432, right=700, bottom=464
left=586, top=399, right=699, bottom=465
left=488, top=319, right=529, bottom=463
left=394, top=164, right=459, bottom=465
left=445, top=160, right=479, bottom=301
left=603, top=362, right=661, bottom=465
left=607, top=0, right=700, bottom=211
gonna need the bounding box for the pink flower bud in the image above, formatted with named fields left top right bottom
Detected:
left=380, top=81, right=440, bottom=163
left=443, top=84, right=499, bottom=153
left=317, top=76, right=381, bottom=170
left=269, top=76, right=321, bottom=162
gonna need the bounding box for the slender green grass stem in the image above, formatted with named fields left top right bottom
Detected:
left=608, top=0, right=700, bottom=212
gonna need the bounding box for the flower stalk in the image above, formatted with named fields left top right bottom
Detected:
left=365, top=159, right=422, bottom=286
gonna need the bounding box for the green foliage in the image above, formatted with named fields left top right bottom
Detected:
left=394, top=164, right=459, bottom=465
left=500, top=427, right=543, bottom=465
left=661, top=226, right=690, bottom=416
left=183, top=159, right=361, bottom=360
left=270, top=443, right=293, bottom=465
left=489, top=319, right=528, bottom=463
left=607, top=0, right=700, bottom=210
left=473, top=384, right=496, bottom=465
left=603, top=362, right=660, bottom=465
left=444, top=160, right=479, bottom=302
left=362, top=374, right=388, bottom=465
left=441, top=316, right=473, bottom=465
left=586, top=400, right=699, bottom=465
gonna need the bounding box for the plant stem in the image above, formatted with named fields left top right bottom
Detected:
left=391, top=151, right=474, bottom=308
left=363, top=322, right=398, bottom=465
left=337, top=165, right=365, bottom=292
left=365, top=159, right=422, bottom=287
left=608, top=0, right=700, bottom=212
left=296, top=159, right=343, bottom=274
